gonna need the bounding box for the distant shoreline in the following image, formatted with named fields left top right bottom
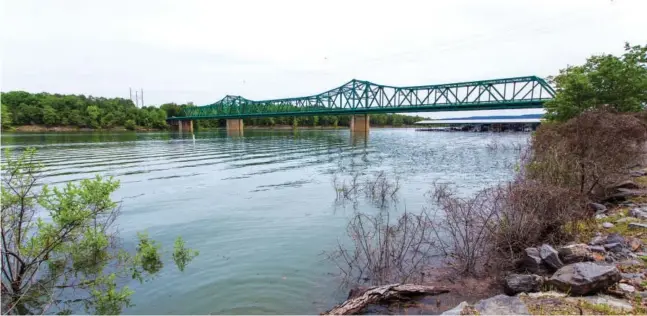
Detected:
left=4, top=124, right=420, bottom=133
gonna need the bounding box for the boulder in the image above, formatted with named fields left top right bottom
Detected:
left=504, top=274, right=544, bottom=295
left=627, top=237, right=643, bottom=252
left=589, top=235, right=606, bottom=246
left=539, top=244, right=563, bottom=270
left=604, top=243, right=625, bottom=253
left=440, top=301, right=469, bottom=315
left=522, top=247, right=550, bottom=274
left=589, top=245, right=606, bottom=253
left=621, top=272, right=644, bottom=280
left=549, top=262, right=621, bottom=296
left=602, top=222, right=614, bottom=228
left=629, top=223, right=647, bottom=229
left=473, top=294, right=530, bottom=315
left=574, top=294, right=633, bottom=311
left=618, top=283, right=636, bottom=294
left=606, top=233, right=626, bottom=245
left=589, top=202, right=607, bottom=214
left=630, top=208, right=647, bottom=220
left=558, top=244, right=592, bottom=264
left=609, top=180, right=640, bottom=190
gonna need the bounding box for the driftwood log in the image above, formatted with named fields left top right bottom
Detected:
left=323, top=284, right=450, bottom=315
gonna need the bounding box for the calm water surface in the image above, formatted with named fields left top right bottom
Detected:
left=1, top=128, right=528, bottom=314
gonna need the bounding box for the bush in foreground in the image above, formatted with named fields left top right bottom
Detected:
left=1, top=148, right=198, bottom=314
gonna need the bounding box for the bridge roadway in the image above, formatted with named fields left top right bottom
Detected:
left=167, top=76, right=555, bottom=134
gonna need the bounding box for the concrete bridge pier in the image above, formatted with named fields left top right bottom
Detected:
left=226, top=119, right=244, bottom=133
left=172, top=120, right=193, bottom=133
left=350, top=114, right=370, bottom=133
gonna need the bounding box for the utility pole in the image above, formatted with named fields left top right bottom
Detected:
left=141, top=88, right=144, bottom=107
left=135, top=90, right=139, bottom=107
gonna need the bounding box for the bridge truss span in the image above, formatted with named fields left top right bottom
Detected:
left=173, top=76, right=555, bottom=120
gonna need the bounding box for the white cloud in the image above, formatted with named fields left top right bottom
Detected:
left=2, top=0, right=645, bottom=118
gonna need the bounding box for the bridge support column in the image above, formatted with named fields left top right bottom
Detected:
left=174, top=120, right=193, bottom=133
left=226, top=119, right=244, bottom=132
left=350, top=114, right=370, bottom=133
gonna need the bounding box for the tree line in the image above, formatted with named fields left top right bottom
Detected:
left=0, top=92, right=425, bottom=131
left=1, top=91, right=168, bottom=130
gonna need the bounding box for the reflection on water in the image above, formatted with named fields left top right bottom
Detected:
left=0, top=128, right=528, bottom=314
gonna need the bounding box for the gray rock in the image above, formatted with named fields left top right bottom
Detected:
left=630, top=208, right=647, bottom=220
left=558, top=244, right=592, bottom=264
left=629, top=223, right=647, bottom=229
left=616, top=259, right=645, bottom=269
left=539, top=244, right=563, bottom=270
left=576, top=294, right=633, bottom=311
left=621, top=272, right=644, bottom=280
left=610, top=180, right=640, bottom=190
left=602, top=222, right=614, bottom=228
left=630, top=170, right=647, bottom=177
left=441, top=301, right=468, bottom=315
left=504, top=274, right=544, bottom=295
left=604, top=243, right=625, bottom=253
left=589, top=245, right=606, bottom=253
left=522, top=247, right=550, bottom=274
left=616, top=217, right=634, bottom=223
left=618, top=283, right=636, bottom=293
left=590, top=236, right=606, bottom=245
left=524, top=291, right=566, bottom=298
left=549, top=262, right=621, bottom=296
left=589, top=202, right=607, bottom=214
left=596, top=214, right=607, bottom=220
left=474, top=294, right=530, bottom=315
left=606, top=233, right=626, bottom=245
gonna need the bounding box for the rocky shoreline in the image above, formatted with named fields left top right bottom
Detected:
left=324, top=169, right=647, bottom=315
left=438, top=170, right=647, bottom=315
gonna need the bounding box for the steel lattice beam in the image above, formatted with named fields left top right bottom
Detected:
left=169, top=76, right=555, bottom=120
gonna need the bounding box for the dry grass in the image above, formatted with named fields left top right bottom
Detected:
left=529, top=109, right=647, bottom=201
left=426, top=179, right=589, bottom=275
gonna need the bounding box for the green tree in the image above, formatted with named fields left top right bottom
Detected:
left=1, top=103, right=12, bottom=129
left=42, top=105, right=59, bottom=126
left=124, top=119, right=136, bottom=131
left=392, top=115, right=404, bottom=127
left=545, top=42, right=647, bottom=122
left=1, top=148, right=198, bottom=314
left=86, top=105, right=101, bottom=128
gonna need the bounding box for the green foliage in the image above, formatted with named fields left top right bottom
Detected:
left=124, top=119, right=136, bottom=131
left=173, top=236, right=200, bottom=272
left=42, top=105, right=59, bottom=126
left=1, top=148, right=198, bottom=314
left=545, top=42, right=647, bottom=122
left=0, top=91, right=171, bottom=130
left=1, top=103, right=12, bottom=128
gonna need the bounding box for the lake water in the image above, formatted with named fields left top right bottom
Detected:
left=0, top=128, right=528, bottom=314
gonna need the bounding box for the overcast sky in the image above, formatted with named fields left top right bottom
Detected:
left=2, top=0, right=646, bottom=118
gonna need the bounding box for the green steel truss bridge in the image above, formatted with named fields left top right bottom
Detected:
left=169, top=76, right=555, bottom=121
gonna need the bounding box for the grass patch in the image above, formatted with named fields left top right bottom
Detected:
left=634, top=175, right=647, bottom=187
left=521, top=296, right=580, bottom=315
left=578, top=301, right=630, bottom=315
